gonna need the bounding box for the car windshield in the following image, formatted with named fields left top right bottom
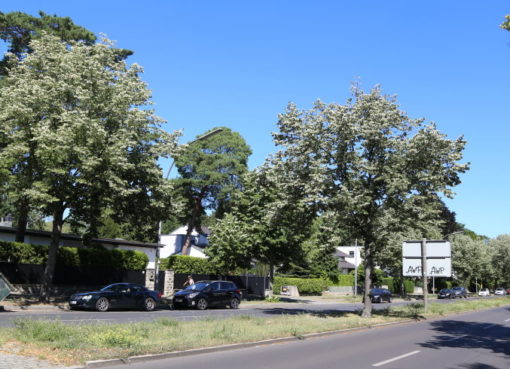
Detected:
left=184, top=282, right=209, bottom=291
left=439, top=289, right=450, bottom=293
left=100, top=284, right=121, bottom=292
left=452, top=287, right=463, bottom=290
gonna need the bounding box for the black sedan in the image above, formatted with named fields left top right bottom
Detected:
left=172, top=280, right=241, bottom=310
left=437, top=288, right=454, bottom=299
left=368, top=288, right=392, bottom=303
left=69, top=283, right=162, bottom=312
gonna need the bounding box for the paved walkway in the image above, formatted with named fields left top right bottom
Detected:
left=0, top=352, right=82, bottom=369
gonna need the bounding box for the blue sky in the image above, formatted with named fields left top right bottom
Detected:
left=3, top=1, right=509, bottom=238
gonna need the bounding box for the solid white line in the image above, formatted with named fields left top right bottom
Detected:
left=372, top=351, right=420, bottom=367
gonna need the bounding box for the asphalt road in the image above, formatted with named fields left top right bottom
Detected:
left=0, top=298, right=488, bottom=327
left=0, top=302, right=369, bottom=327
left=98, top=306, right=510, bottom=369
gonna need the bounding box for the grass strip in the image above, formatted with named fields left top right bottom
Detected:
left=0, top=297, right=508, bottom=366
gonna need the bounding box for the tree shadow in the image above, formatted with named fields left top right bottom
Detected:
left=257, top=307, right=357, bottom=318
left=453, top=364, right=503, bottom=369
left=419, top=320, right=510, bottom=356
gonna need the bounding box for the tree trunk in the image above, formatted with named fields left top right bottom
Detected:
left=361, top=244, right=373, bottom=318
left=39, top=205, right=64, bottom=303
left=15, top=199, right=29, bottom=243
left=181, top=197, right=201, bottom=256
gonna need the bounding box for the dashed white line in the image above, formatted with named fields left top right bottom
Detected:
left=372, top=350, right=420, bottom=367
left=504, top=318, right=510, bottom=322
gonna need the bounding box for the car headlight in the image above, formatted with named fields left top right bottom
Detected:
left=187, top=292, right=199, bottom=299
left=81, top=295, right=93, bottom=301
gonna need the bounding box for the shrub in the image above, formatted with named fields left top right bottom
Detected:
left=162, top=255, right=217, bottom=274
left=273, top=276, right=328, bottom=295
left=327, top=274, right=354, bottom=287
left=0, top=240, right=148, bottom=270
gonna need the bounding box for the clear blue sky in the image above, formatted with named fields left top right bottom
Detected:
left=3, top=1, right=509, bottom=238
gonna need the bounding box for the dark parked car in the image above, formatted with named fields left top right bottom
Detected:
left=69, top=283, right=162, bottom=312
left=172, top=280, right=241, bottom=310
left=437, top=288, right=454, bottom=299
left=369, top=288, right=392, bottom=303
left=451, top=286, right=468, bottom=298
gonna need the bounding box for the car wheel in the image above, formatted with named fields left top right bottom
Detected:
left=230, top=297, right=240, bottom=309
left=196, top=298, right=208, bottom=310
left=95, top=297, right=110, bottom=312
left=143, top=297, right=156, bottom=312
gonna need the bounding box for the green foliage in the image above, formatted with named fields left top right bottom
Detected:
left=273, top=276, right=328, bottom=295
left=162, top=255, right=217, bottom=274
left=271, top=85, right=468, bottom=317
left=0, top=240, right=148, bottom=270
left=0, top=11, right=97, bottom=75
left=501, top=15, right=510, bottom=31
left=207, top=213, right=252, bottom=273
left=488, top=235, right=510, bottom=287
left=451, top=234, right=493, bottom=287
left=328, top=274, right=354, bottom=287
left=174, top=127, right=251, bottom=255
left=404, top=280, right=415, bottom=294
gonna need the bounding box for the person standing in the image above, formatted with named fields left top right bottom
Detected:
left=183, top=275, right=195, bottom=288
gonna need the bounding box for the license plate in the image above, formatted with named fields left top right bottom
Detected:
left=69, top=301, right=77, bottom=305
left=175, top=298, right=183, bottom=303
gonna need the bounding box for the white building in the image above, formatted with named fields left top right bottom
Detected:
left=336, top=245, right=363, bottom=268
left=160, top=226, right=211, bottom=259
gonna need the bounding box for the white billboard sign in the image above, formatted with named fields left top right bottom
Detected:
left=402, top=241, right=451, bottom=258
left=403, top=258, right=452, bottom=277
left=402, top=240, right=452, bottom=277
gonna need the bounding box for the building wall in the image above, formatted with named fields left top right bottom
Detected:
left=160, top=227, right=208, bottom=259
left=337, top=246, right=363, bottom=267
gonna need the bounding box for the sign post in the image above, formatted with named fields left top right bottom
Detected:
left=421, top=239, right=427, bottom=311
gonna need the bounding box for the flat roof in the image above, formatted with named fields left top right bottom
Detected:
left=0, top=226, right=162, bottom=249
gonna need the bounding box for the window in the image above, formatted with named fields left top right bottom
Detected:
left=349, top=251, right=355, bottom=257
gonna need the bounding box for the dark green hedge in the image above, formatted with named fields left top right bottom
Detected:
left=329, top=274, right=354, bottom=287
left=161, top=255, right=217, bottom=274
left=273, top=276, right=329, bottom=295
left=0, top=240, right=148, bottom=270
left=380, top=277, right=415, bottom=294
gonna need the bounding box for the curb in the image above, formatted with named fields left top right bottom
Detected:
left=84, top=319, right=415, bottom=368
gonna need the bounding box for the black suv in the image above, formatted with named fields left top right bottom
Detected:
left=451, top=286, right=468, bottom=298
left=369, top=288, right=392, bottom=303
left=172, top=280, right=242, bottom=310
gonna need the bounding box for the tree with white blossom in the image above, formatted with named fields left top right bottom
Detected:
left=0, top=34, right=179, bottom=301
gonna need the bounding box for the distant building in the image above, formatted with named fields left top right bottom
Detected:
left=0, top=215, right=13, bottom=227
left=160, top=226, right=211, bottom=259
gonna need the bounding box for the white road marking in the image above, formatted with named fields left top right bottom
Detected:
left=504, top=318, right=510, bottom=322
left=373, top=350, right=420, bottom=367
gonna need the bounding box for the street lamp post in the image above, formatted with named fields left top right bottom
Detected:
left=154, top=128, right=223, bottom=292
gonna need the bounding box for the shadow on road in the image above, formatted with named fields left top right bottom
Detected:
left=419, top=320, right=510, bottom=356
left=454, top=363, right=503, bottom=369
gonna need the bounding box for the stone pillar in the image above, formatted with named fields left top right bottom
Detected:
left=145, top=269, right=155, bottom=290
left=163, top=270, right=175, bottom=297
